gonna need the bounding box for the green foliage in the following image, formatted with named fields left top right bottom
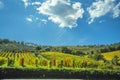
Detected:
left=41, top=59, right=48, bottom=66
left=0, top=38, right=120, bottom=56
left=0, top=68, right=120, bottom=79
left=60, top=47, right=72, bottom=54
left=0, top=38, right=35, bottom=52
left=35, top=46, right=42, bottom=51
left=35, top=59, right=38, bottom=67
left=87, top=61, right=98, bottom=68
left=90, top=53, right=105, bottom=61
left=0, top=39, right=120, bottom=71
left=7, top=58, right=14, bottom=66
left=0, top=38, right=120, bottom=79
left=111, top=55, right=120, bottom=65
left=0, top=57, right=7, bottom=66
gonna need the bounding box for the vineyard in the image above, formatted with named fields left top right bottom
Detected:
left=0, top=51, right=48, bottom=68
left=0, top=51, right=87, bottom=68
left=0, top=51, right=120, bottom=79
left=0, top=51, right=101, bottom=68
left=0, top=51, right=120, bottom=70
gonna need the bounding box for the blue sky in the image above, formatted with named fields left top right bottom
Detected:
left=0, top=0, right=120, bottom=46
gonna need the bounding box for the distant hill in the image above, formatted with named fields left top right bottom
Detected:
left=0, top=39, right=36, bottom=52
left=0, top=38, right=120, bottom=55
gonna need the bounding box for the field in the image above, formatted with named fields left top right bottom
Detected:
left=0, top=50, right=120, bottom=79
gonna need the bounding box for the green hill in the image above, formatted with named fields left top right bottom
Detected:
left=0, top=38, right=120, bottom=70
left=102, top=50, right=120, bottom=60
left=0, top=38, right=120, bottom=56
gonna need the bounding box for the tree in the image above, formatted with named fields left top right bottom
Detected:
left=100, top=47, right=110, bottom=53
left=20, top=41, right=24, bottom=45
left=34, top=52, right=38, bottom=57
left=75, top=50, right=85, bottom=56
left=44, top=47, right=51, bottom=51
left=109, top=46, right=116, bottom=51
left=7, top=58, right=14, bottom=66
left=73, top=59, right=75, bottom=68
left=0, top=58, right=6, bottom=66
left=111, top=55, right=119, bottom=65
left=117, top=45, right=120, bottom=50
left=35, top=59, right=38, bottom=67
left=35, top=46, right=42, bottom=51
left=90, top=51, right=94, bottom=54
left=92, top=53, right=105, bottom=61
left=60, top=47, right=72, bottom=53
left=2, top=39, right=10, bottom=44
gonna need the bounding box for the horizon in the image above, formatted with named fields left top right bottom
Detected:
left=0, top=0, right=120, bottom=46
left=1, top=38, right=120, bottom=47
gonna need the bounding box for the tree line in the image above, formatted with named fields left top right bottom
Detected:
left=0, top=38, right=120, bottom=55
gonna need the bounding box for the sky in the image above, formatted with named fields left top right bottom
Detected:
left=0, top=0, right=120, bottom=46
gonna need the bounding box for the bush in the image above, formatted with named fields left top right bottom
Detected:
left=87, top=61, right=98, bottom=68
left=0, top=57, right=7, bottom=66
left=92, top=53, right=105, bottom=61
left=111, top=55, right=120, bottom=65
left=39, top=59, right=48, bottom=66
left=7, top=58, right=14, bottom=66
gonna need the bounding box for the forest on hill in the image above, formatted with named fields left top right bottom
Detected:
left=0, top=38, right=120, bottom=55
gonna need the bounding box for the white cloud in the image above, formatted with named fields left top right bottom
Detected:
left=25, top=15, right=38, bottom=22
left=22, top=0, right=29, bottom=8
left=0, top=1, right=4, bottom=10
left=40, top=19, right=48, bottom=24
left=25, top=15, right=47, bottom=24
left=22, top=0, right=41, bottom=8
left=87, top=0, right=114, bottom=24
left=31, top=2, right=41, bottom=6
left=26, top=17, right=33, bottom=22
left=112, top=2, right=120, bottom=18
left=87, top=0, right=120, bottom=24
left=37, top=0, right=84, bottom=28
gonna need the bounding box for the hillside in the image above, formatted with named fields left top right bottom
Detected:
left=0, top=39, right=36, bottom=52
left=0, top=38, right=120, bottom=56
left=102, top=50, right=120, bottom=60
left=0, top=38, right=120, bottom=69
left=0, top=44, right=120, bottom=79
left=39, top=51, right=120, bottom=69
